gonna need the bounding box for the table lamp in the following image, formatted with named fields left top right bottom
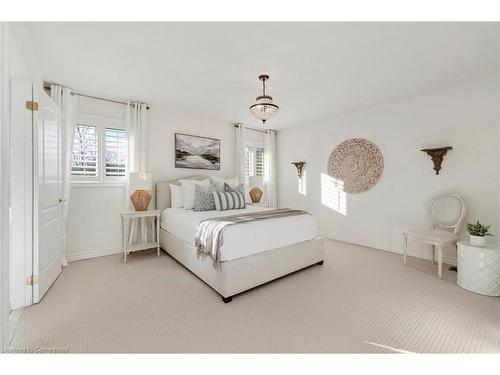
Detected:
left=129, top=172, right=153, bottom=211
left=248, top=175, right=264, bottom=204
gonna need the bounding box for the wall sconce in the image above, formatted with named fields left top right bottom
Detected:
left=292, top=162, right=306, bottom=178
left=420, top=146, right=452, bottom=175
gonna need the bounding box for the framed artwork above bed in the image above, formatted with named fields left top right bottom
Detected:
left=175, top=133, right=221, bottom=170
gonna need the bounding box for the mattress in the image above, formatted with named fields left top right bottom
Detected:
left=161, top=205, right=318, bottom=262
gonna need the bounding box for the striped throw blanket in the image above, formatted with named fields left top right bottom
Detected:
left=195, top=208, right=310, bottom=268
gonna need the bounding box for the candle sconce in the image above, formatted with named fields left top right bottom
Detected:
left=292, top=162, right=306, bottom=178
left=421, top=146, right=452, bottom=175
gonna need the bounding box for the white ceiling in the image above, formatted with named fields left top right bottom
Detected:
left=27, top=22, right=499, bottom=129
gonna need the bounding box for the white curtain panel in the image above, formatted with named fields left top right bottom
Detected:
left=50, top=84, right=77, bottom=267
left=234, top=123, right=246, bottom=185
left=264, top=130, right=277, bottom=208
left=126, top=101, right=151, bottom=243
left=127, top=101, right=148, bottom=174
left=234, top=123, right=250, bottom=202
left=50, top=84, right=62, bottom=106
left=126, top=100, right=149, bottom=212
left=125, top=101, right=132, bottom=211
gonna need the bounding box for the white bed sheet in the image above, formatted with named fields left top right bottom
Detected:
left=161, top=206, right=318, bottom=262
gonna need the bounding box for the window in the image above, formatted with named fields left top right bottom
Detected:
left=71, top=115, right=127, bottom=184
left=245, top=144, right=265, bottom=179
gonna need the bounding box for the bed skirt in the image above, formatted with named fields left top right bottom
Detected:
left=159, top=228, right=325, bottom=299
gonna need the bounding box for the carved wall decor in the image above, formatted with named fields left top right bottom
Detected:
left=291, top=162, right=305, bottom=178
left=327, top=138, right=384, bottom=194
left=420, top=146, right=452, bottom=175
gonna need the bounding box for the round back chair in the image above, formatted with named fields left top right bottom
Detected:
left=427, top=193, right=466, bottom=234
left=404, top=193, right=466, bottom=279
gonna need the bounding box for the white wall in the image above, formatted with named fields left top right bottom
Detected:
left=277, top=76, right=499, bottom=264
left=148, top=104, right=235, bottom=183
left=65, top=97, right=127, bottom=261
left=66, top=185, right=127, bottom=261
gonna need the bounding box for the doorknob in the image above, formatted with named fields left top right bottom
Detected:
left=59, top=198, right=68, bottom=203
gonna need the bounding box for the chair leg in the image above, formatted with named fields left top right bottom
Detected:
left=432, top=245, right=436, bottom=264
left=436, top=246, right=443, bottom=279
left=403, top=233, right=408, bottom=265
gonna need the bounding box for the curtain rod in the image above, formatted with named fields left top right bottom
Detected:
left=234, top=124, right=276, bottom=134
left=44, top=82, right=150, bottom=110
left=70, top=92, right=150, bottom=110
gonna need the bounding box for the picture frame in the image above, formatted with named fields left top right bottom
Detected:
left=175, top=133, right=221, bottom=170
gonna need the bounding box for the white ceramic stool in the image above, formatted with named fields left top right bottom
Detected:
left=457, top=241, right=500, bottom=296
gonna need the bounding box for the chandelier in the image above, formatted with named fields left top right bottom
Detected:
left=249, top=74, right=279, bottom=125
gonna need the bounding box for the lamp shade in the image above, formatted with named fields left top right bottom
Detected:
left=129, top=172, right=152, bottom=191
left=248, top=175, right=263, bottom=188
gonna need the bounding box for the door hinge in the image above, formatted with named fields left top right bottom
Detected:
left=25, top=275, right=39, bottom=286
left=26, top=100, right=39, bottom=111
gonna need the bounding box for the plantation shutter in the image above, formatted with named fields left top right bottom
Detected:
left=245, top=146, right=253, bottom=177
left=71, top=124, right=98, bottom=176
left=255, top=147, right=264, bottom=176
left=105, top=128, right=127, bottom=177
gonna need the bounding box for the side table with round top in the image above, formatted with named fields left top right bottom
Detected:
left=457, top=241, right=500, bottom=296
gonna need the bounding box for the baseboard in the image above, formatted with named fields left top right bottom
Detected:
left=324, top=236, right=458, bottom=266
left=66, top=247, right=122, bottom=263
left=66, top=238, right=458, bottom=266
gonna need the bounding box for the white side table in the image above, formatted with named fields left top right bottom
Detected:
left=457, top=241, right=500, bottom=296
left=248, top=202, right=270, bottom=208
left=121, top=210, right=161, bottom=263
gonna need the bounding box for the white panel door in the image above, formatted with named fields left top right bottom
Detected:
left=33, top=88, right=63, bottom=303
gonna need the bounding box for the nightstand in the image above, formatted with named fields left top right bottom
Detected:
left=121, top=210, right=161, bottom=263
left=249, top=202, right=270, bottom=208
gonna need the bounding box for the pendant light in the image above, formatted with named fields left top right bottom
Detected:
left=249, top=74, right=279, bottom=125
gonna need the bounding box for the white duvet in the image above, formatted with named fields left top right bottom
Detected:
left=161, top=205, right=318, bottom=262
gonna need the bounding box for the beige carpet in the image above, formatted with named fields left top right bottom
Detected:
left=10, top=240, right=500, bottom=353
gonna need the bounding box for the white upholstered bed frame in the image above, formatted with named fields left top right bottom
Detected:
left=156, top=176, right=325, bottom=303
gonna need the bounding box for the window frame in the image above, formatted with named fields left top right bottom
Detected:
left=71, top=114, right=128, bottom=186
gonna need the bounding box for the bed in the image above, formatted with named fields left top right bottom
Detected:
left=156, top=176, right=324, bottom=302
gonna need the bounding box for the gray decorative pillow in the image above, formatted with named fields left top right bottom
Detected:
left=224, top=183, right=244, bottom=193
left=194, top=185, right=216, bottom=211
left=212, top=191, right=246, bottom=211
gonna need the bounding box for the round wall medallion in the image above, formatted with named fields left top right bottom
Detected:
left=327, top=138, right=384, bottom=194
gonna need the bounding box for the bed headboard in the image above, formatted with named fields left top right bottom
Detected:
left=155, top=176, right=209, bottom=211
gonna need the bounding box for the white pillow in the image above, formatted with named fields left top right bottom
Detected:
left=169, top=184, right=184, bottom=208
left=211, top=176, right=239, bottom=192
left=180, top=179, right=211, bottom=209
